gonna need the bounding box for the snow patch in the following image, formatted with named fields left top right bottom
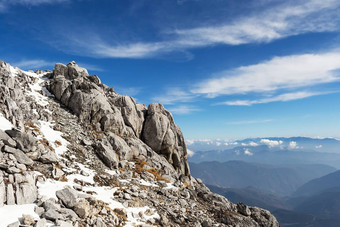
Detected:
left=0, top=204, right=39, bottom=226
left=9, top=66, right=19, bottom=77
left=0, top=114, right=13, bottom=131
left=38, top=120, right=69, bottom=156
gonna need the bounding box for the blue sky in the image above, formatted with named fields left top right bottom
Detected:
left=1, top=0, right=340, bottom=140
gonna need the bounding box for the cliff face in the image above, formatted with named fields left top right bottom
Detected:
left=0, top=60, right=279, bottom=227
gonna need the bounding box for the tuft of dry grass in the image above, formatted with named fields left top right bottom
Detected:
left=134, top=158, right=170, bottom=183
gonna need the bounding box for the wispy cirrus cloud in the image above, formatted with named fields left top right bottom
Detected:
left=11, top=59, right=103, bottom=72
left=153, top=88, right=196, bottom=105
left=0, top=0, right=69, bottom=12
left=56, top=0, right=340, bottom=58
left=12, top=59, right=55, bottom=70
left=223, top=91, right=330, bottom=106
left=154, top=51, right=340, bottom=108
left=167, top=105, right=200, bottom=114
left=192, top=52, right=340, bottom=97
left=226, top=119, right=273, bottom=125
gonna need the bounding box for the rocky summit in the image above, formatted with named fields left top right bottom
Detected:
left=0, top=60, right=279, bottom=227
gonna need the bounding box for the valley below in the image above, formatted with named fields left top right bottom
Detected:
left=188, top=138, right=340, bottom=226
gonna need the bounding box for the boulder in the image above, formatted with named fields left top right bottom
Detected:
left=16, top=182, right=38, bottom=204
left=107, top=132, right=132, bottom=160
left=5, top=129, right=36, bottom=153
left=73, top=198, right=90, bottom=218
left=2, top=145, right=33, bottom=166
left=42, top=208, right=62, bottom=221
left=0, top=180, right=6, bottom=206
left=6, top=184, right=15, bottom=205
left=237, top=202, right=251, bottom=216
left=142, top=103, right=190, bottom=176
left=0, top=130, right=16, bottom=147
left=112, top=96, right=145, bottom=138
left=56, top=187, right=78, bottom=209
left=94, top=142, right=119, bottom=169
left=39, top=150, right=58, bottom=164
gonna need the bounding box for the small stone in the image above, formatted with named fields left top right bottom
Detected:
left=22, top=214, right=35, bottom=225
left=73, top=198, right=90, bottom=218
left=35, top=206, right=45, bottom=216
left=42, top=208, right=61, bottom=221
left=7, top=221, right=19, bottom=227
left=34, top=218, right=47, bottom=227
left=55, top=220, right=73, bottom=227
left=123, top=193, right=131, bottom=200
left=52, top=167, right=64, bottom=178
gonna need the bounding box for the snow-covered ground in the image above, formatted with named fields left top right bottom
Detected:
left=0, top=113, right=13, bottom=131
left=0, top=204, right=40, bottom=227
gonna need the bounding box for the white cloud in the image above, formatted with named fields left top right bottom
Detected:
left=261, top=139, right=283, bottom=147
left=167, top=105, right=200, bottom=115
left=11, top=59, right=103, bottom=73
left=227, top=119, right=273, bottom=125
left=244, top=148, right=253, bottom=156
left=11, top=59, right=55, bottom=70
left=315, top=144, right=323, bottom=149
left=174, top=0, right=340, bottom=47
left=185, top=139, right=195, bottom=146
left=192, top=52, right=340, bottom=97
left=0, top=0, right=69, bottom=12
left=153, top=88, right=196, bottom=105
left=115, top=87, right=142, bottom=97
left=249, top=142, right=259, bottom=147
left=187, top=149, right=195, bottom=157
left=224, top=91, right=329, bottom=106
left=288, top=141, right=299, bottom=149
left=52, top=0, right=340, bottom=58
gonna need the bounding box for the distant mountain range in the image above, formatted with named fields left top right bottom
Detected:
left=188, top=137, right=340, bottom=168
left=187, top=137, right=340, bottom=153
left=190, top=161, right=335, bottom=195
left=194, top=161, right=340, bottom=227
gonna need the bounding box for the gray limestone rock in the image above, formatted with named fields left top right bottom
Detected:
left=39, top=150, right=58, bottom=164
left=34, top=218, right=47, bottom=227
left=0, top=180, right=5, bottom=206
left=107, top=132, right=132, bottom=160
left=0, top=130, right=16, bottom=147
left=43, top=208, right=62, bottom=221
left=22, top=214, right=35, bottom=225
left=142, top=103, right=190, bottom=176
left=2, top=145, right=33, bottom=166
left=56, top=187, right=78, bottom=209
left=16, top=182, right=38, bottom=204
left=94, top=217, right=107, bottom=227
left=94, top=142, right=119, bottom=169
left=73, top=198, right=90, bottom=218
left=7, top=221, right=19, bottom=227
left=237, top=202, right=252, bottom=216
left=6, top=184, right=15, bottom=205
left=52, top=167, right=64, bottom=178
left=5, top=129, right=36, bottom=153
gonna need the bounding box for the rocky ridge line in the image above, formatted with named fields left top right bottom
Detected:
left=0, top=59, right=279, bottom=227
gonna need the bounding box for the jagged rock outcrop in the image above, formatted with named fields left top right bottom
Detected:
left=0, top=60, right=279, bottom=227
left=143, top=103, right=190, bottom=176
left=49, top=61, right=189, bottom=176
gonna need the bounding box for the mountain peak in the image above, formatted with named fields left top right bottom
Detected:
left=0, top=60, right=279, bottom=226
